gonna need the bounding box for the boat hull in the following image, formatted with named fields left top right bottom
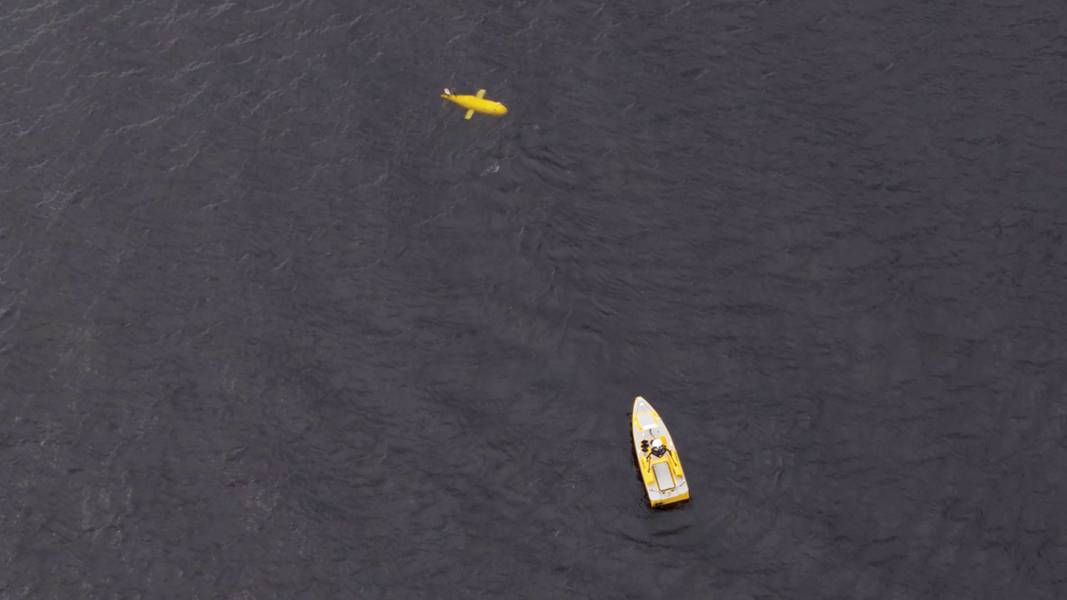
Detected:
left=631, top=396, right=690, bottom=508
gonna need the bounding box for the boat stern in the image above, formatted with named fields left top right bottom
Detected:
left=648, top=485, right=690, bottom=508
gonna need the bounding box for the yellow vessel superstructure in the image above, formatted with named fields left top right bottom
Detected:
left=631, top=396, right=690, bottom=508
left=441, top=88, right=508, bottom=119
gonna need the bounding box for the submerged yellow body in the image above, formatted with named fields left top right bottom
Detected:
left=441, top=88, right=508, bottom=119
left=631, top=396, right=690, bottom=508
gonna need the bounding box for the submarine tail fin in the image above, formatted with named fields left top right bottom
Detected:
left=464, top=109, right=475, bottom=120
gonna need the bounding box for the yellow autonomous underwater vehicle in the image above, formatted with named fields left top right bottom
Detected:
left=441, top=88, right=508, bottom=120
left=631, top=396, right=690, bottom=508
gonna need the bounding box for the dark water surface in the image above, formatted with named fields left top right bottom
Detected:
left=3, top=1, right=1066, bottom=598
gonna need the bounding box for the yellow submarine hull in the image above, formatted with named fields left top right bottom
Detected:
left=441, top=89, right=508, bottom=118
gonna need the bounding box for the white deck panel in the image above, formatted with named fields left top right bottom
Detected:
left=652, top=462, right=675, bottom=491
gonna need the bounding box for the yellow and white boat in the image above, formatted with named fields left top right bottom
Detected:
left=631, top=396, right=690, bottom=508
